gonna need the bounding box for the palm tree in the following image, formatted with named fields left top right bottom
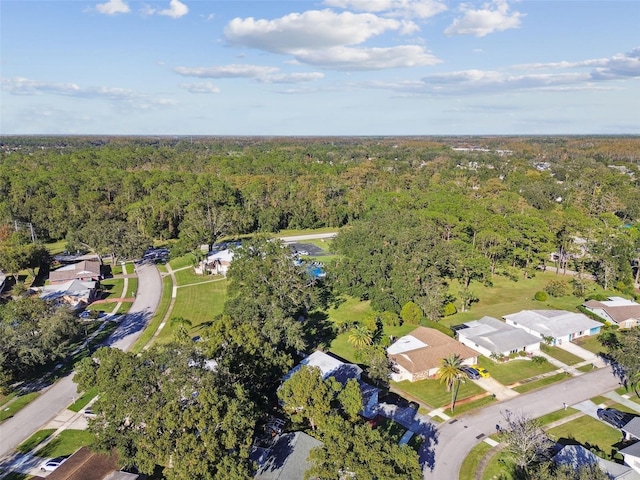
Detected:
left=347, top=324, right=373, bottom=350
left=436, top=354, right=465, bottom=413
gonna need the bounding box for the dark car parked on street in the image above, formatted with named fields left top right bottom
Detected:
left=597, top=408, right=632, bottom=428
left=461, top=366, right=481, bottom=380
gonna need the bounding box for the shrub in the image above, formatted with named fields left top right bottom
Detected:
left=400, top=301, right=422, bottom=325
left=380, top=311, right=401, bottom=327
left=534, top=291, right=548, bottom=301
left=531, top=356, right=547, bottom=364
left=443, top=303, right=457, bottom=317
left=544, top=279, right=568, bottom=297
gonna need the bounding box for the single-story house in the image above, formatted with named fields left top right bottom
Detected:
left=45, top=446, right=139, bottom=480
left=252, top=431, right=322, bottom=480
left=620, top=442, right=640, bottom=475
left=583, top=297, right=640, bottom=329
left=554, top=444, right=640, bottom=479
left=40, top=280, right=97, bottom=309
left=282, top=351, right=378, bottom=418
left=194, top=249, right=234, bottom=276
left=49, top=259, right=102, bottom=285
left=503, top=310, right=602, bottom=346
left=387, top=327, right=479, bottom=382
left=455, top=316, right=541, bottom=358
left=623, top=417, right=640, bottom=442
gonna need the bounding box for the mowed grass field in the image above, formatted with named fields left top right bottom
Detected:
left=155, top=279, right=228, bottom=343
left=440, top=272, right=614, bottom=328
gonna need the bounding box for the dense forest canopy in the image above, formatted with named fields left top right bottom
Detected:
left=1, top=135, right=640, bottom=304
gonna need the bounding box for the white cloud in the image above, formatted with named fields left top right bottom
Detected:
left=179, top=82, right=220, bottom=94
left=174, top=64, right=280, bottom=79
left=159, top=0, right=189, bottom=19
left=295, top=45, right=440, bottom=70
left=174, top=64, right=325, bottom=84
left=1, top=77, right=175, bottom=110
left=95, top=0, right=130, bottom=15
left=323, top=0, right=447, bottom=19
left=445, top=0, right=523, bottom=37
left=258, top=72, right=325, bottom=84
left=224, top=9, right=415, bottom=53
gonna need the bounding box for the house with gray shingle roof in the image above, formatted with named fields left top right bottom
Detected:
left=583, top=297, right=640, bottom=329
left=40, top=279, right=97, bottom=309
left=554, top=444, right=640, bottom=479
left=253, top=431, right=322, bottom=480
left=455, top=316, right=541, bottom=358
left=620, top=441, right=640, bottom=475
left=503, top=310, right=601, bottom=346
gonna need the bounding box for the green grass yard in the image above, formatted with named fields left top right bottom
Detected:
left=540, top=344, right=584, bottom=365
left=34, top=430, right=95, bottom=459
left=477, top=356, right=556, bottom=386
left=17, top=429, right=55, bottom=453
left=546, top=415, right=623, bottom=460
left=155, top=279, right=228, bottom=343
left=392, top=378, right=487, bottom=410
left=460, top=441, right=494, bottom=480
left=0, top=393, right=39, bottom=423
left=174, top=268, right=223, bottom=287
left=512, top=372, right=569, bottom=394
left=441, top=272, right=604, bottom=328
left=573, top=334, right=607, bottom=355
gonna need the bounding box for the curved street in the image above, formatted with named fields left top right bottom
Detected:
left=0, top=262, right=161, bottom=459
left=423, top=366, right=621, bottom=479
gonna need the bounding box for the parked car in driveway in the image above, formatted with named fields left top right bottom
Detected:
left=471, top=365, right=490, bottom=377
left=40, top=456, right=67, bottom=471
left=597, top=408, right=632, bottom=428
left=461, top=366, right=481, bottom=380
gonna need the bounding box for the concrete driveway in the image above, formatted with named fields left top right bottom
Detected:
left=473, top=377, right=519, bottom=401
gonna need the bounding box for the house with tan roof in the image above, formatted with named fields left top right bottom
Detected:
left=49, top=259, right=102, bottom=285
left=583, top=297, right=640, bottom=329
left=387, top=327, right=480, bottom=382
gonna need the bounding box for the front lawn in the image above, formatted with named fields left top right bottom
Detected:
left=477, top=357, right=556, bottom=385
left=17, top=429, right=55, bottom=453
left=174, top=268, right=223, bottom=287
left=460, top=441, right=494, bottom=480
left=572, top=334, right=607, bottom=355
left=546, top=415, right=623, bottom=460
left=68, top=387, right=98, bottom=412
left=34, top=430, right=95, bottom=459
left=512, top=372, right=569, bottom=394
left=393, top=378, right=487, bottom=410
left=540, top=344, right=583, bottom=365
left=100, top=278, right=125, bottom=299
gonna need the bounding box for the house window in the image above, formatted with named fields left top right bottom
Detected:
left=579, top=331, right=584, bottom=335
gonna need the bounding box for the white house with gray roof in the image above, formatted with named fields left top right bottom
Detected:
left=455, top=316, right=541, bottom=358
left=503, top=310, right=601, bottom=346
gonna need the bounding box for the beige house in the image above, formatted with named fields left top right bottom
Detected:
left=387, top=327, right=479, bottom=382
left=583, top=297, right=640, bottom=329
left=49, top=259, right=102, bottom=285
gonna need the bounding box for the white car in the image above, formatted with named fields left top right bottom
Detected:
left=40, top=456, right=67, bottom=471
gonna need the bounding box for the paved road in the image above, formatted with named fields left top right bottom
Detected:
left=424, top=366, right=621, bottom=479
left=277, top=232, right=337, bottom=242
left=0, top=262, right=161, bottom=459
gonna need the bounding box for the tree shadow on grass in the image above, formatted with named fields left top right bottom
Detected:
left=303, top=311, right=336, bottom=351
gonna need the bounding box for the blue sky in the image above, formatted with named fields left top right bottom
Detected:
left=1, top=0, right=639, bottom=135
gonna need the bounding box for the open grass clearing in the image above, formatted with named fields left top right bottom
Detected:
left=34, top=430, right=95, bottom=459
left=440, top=272, right=595, bottom=328
left=392, top=378, right=487, bottom=410
left=17, top=429, right=56, bottom=453
left=512, top=372, right=569, bottom=394
left=460, top=441, right=494, bottom=480
left=155, top=280, right=228, bottom=344
left=44, top=240, right=68, bottom=256
left=0, top=392, right=39, bottom=423
left=477, top=356, right=556, bottom=385
left=540, top=344, right=583, bottom=365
